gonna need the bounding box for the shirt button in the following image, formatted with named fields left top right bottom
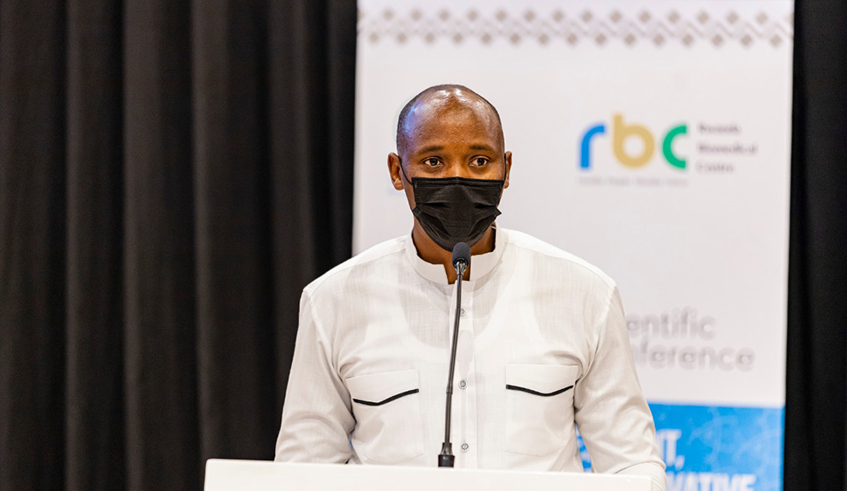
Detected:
left=460, top=308, right=466, bottom=317
left=461, top=443, right=469, bottom=452
left=459, top=380, right=467, bottom=389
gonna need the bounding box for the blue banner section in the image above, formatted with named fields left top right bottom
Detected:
left=577, top=403, right=784, bottom=491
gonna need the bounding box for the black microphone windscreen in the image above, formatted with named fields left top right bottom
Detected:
left=452, top=242, right=471, bottom=268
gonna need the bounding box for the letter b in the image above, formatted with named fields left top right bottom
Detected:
left=613, top=114, right=655, bottom=168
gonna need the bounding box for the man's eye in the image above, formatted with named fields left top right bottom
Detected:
left=473, top=157, right=489, bottom=166
left=424, top=158, right=440, bottom=167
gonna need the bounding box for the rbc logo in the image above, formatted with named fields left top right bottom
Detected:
left=580, top=114, right=688, bottom=170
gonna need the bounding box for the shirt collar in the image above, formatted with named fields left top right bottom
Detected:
left=404, top=226, right=506, bottom=284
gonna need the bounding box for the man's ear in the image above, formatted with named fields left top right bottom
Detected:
left=504, top=151, right=513, bottom=189
left=388, top=153, right=404, bottom=191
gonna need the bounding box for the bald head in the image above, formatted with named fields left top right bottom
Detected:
left=396, top=84, right=504, bottom=156
left=387, top=84, right=513, bottom=237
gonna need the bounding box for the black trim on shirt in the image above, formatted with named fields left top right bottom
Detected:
left=506, top=384, right=574, bottom=397
left=352, top=388, right=419, bottom=406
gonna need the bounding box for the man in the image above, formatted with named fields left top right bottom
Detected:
left=275, top=85, right=666, bottom=490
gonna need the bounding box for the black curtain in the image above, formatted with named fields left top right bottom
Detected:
left=0, top=0, right=355, bottom=490
left=784, top=0, right=847, bottom=490
left=1, top=0, right=846, bottom=490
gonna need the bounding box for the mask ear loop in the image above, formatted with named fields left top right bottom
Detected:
left=397, top=157, right=414, bottom=186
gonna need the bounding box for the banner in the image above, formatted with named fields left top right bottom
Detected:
left=354, top=1, right=793, bottom=489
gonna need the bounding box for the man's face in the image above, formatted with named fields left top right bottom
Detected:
left=388, top=96, right=512, bottom=210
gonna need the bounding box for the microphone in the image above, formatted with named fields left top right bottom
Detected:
left=438, top=242, right=471, bottom=468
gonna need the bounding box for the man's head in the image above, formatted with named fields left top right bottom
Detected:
left=388, top=84, right=512, bottom=253
left=388, top=84, right=511, bottom=200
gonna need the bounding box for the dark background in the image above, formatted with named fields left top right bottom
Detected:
left=0, top=0, right=844, bottom=490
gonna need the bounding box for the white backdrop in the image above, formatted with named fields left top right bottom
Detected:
left=354, top=1, right=793, bottom=489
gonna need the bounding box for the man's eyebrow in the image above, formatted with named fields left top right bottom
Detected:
left=416, top=145, right=445, bottom=154
left=468, top=144, right=496, bottom=151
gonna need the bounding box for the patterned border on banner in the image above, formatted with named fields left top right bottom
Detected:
left=358, top=8, right=793, bottom=48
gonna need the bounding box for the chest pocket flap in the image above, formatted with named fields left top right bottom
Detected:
left=346, top=369, right=419, bottom=405
left=345, top=369, right=424, bottom=464
left=505, top=364, right=579, bottom=456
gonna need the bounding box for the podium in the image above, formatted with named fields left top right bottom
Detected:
left=204, top=459, right=651, bottom=491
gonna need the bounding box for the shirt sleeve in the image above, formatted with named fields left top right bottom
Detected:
left=573, top=286, right=667, bottom=491
left=275, top=289, right=355, bottom=463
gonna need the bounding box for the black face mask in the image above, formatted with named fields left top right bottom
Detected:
left=400, top=160, right=506, bottom=252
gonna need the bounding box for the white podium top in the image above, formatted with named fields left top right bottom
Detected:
left=204, top=459, right=651, bottom=491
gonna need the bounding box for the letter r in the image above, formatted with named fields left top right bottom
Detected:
left=580, top=124, right=606, bottom=170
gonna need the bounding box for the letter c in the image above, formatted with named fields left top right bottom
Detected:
left=662, top=124, right=688, bottom=169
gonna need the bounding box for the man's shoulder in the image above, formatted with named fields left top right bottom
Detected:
left=303, top=235, right=407, bottom=297
left=501, top=228, right=617, bottom=291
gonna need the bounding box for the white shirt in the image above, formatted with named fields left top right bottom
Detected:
left=275, top=227, right=666, bottom=491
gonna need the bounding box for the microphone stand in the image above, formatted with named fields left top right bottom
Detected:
left=438, top=257, right=467, bottom=468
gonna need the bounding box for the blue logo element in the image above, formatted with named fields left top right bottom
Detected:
left=578, top=403, right=785, bottom=491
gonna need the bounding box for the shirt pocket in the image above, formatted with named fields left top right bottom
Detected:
left=504, top=364, right=578, bottom=457
left=345, top=369, right=425, bottom=464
